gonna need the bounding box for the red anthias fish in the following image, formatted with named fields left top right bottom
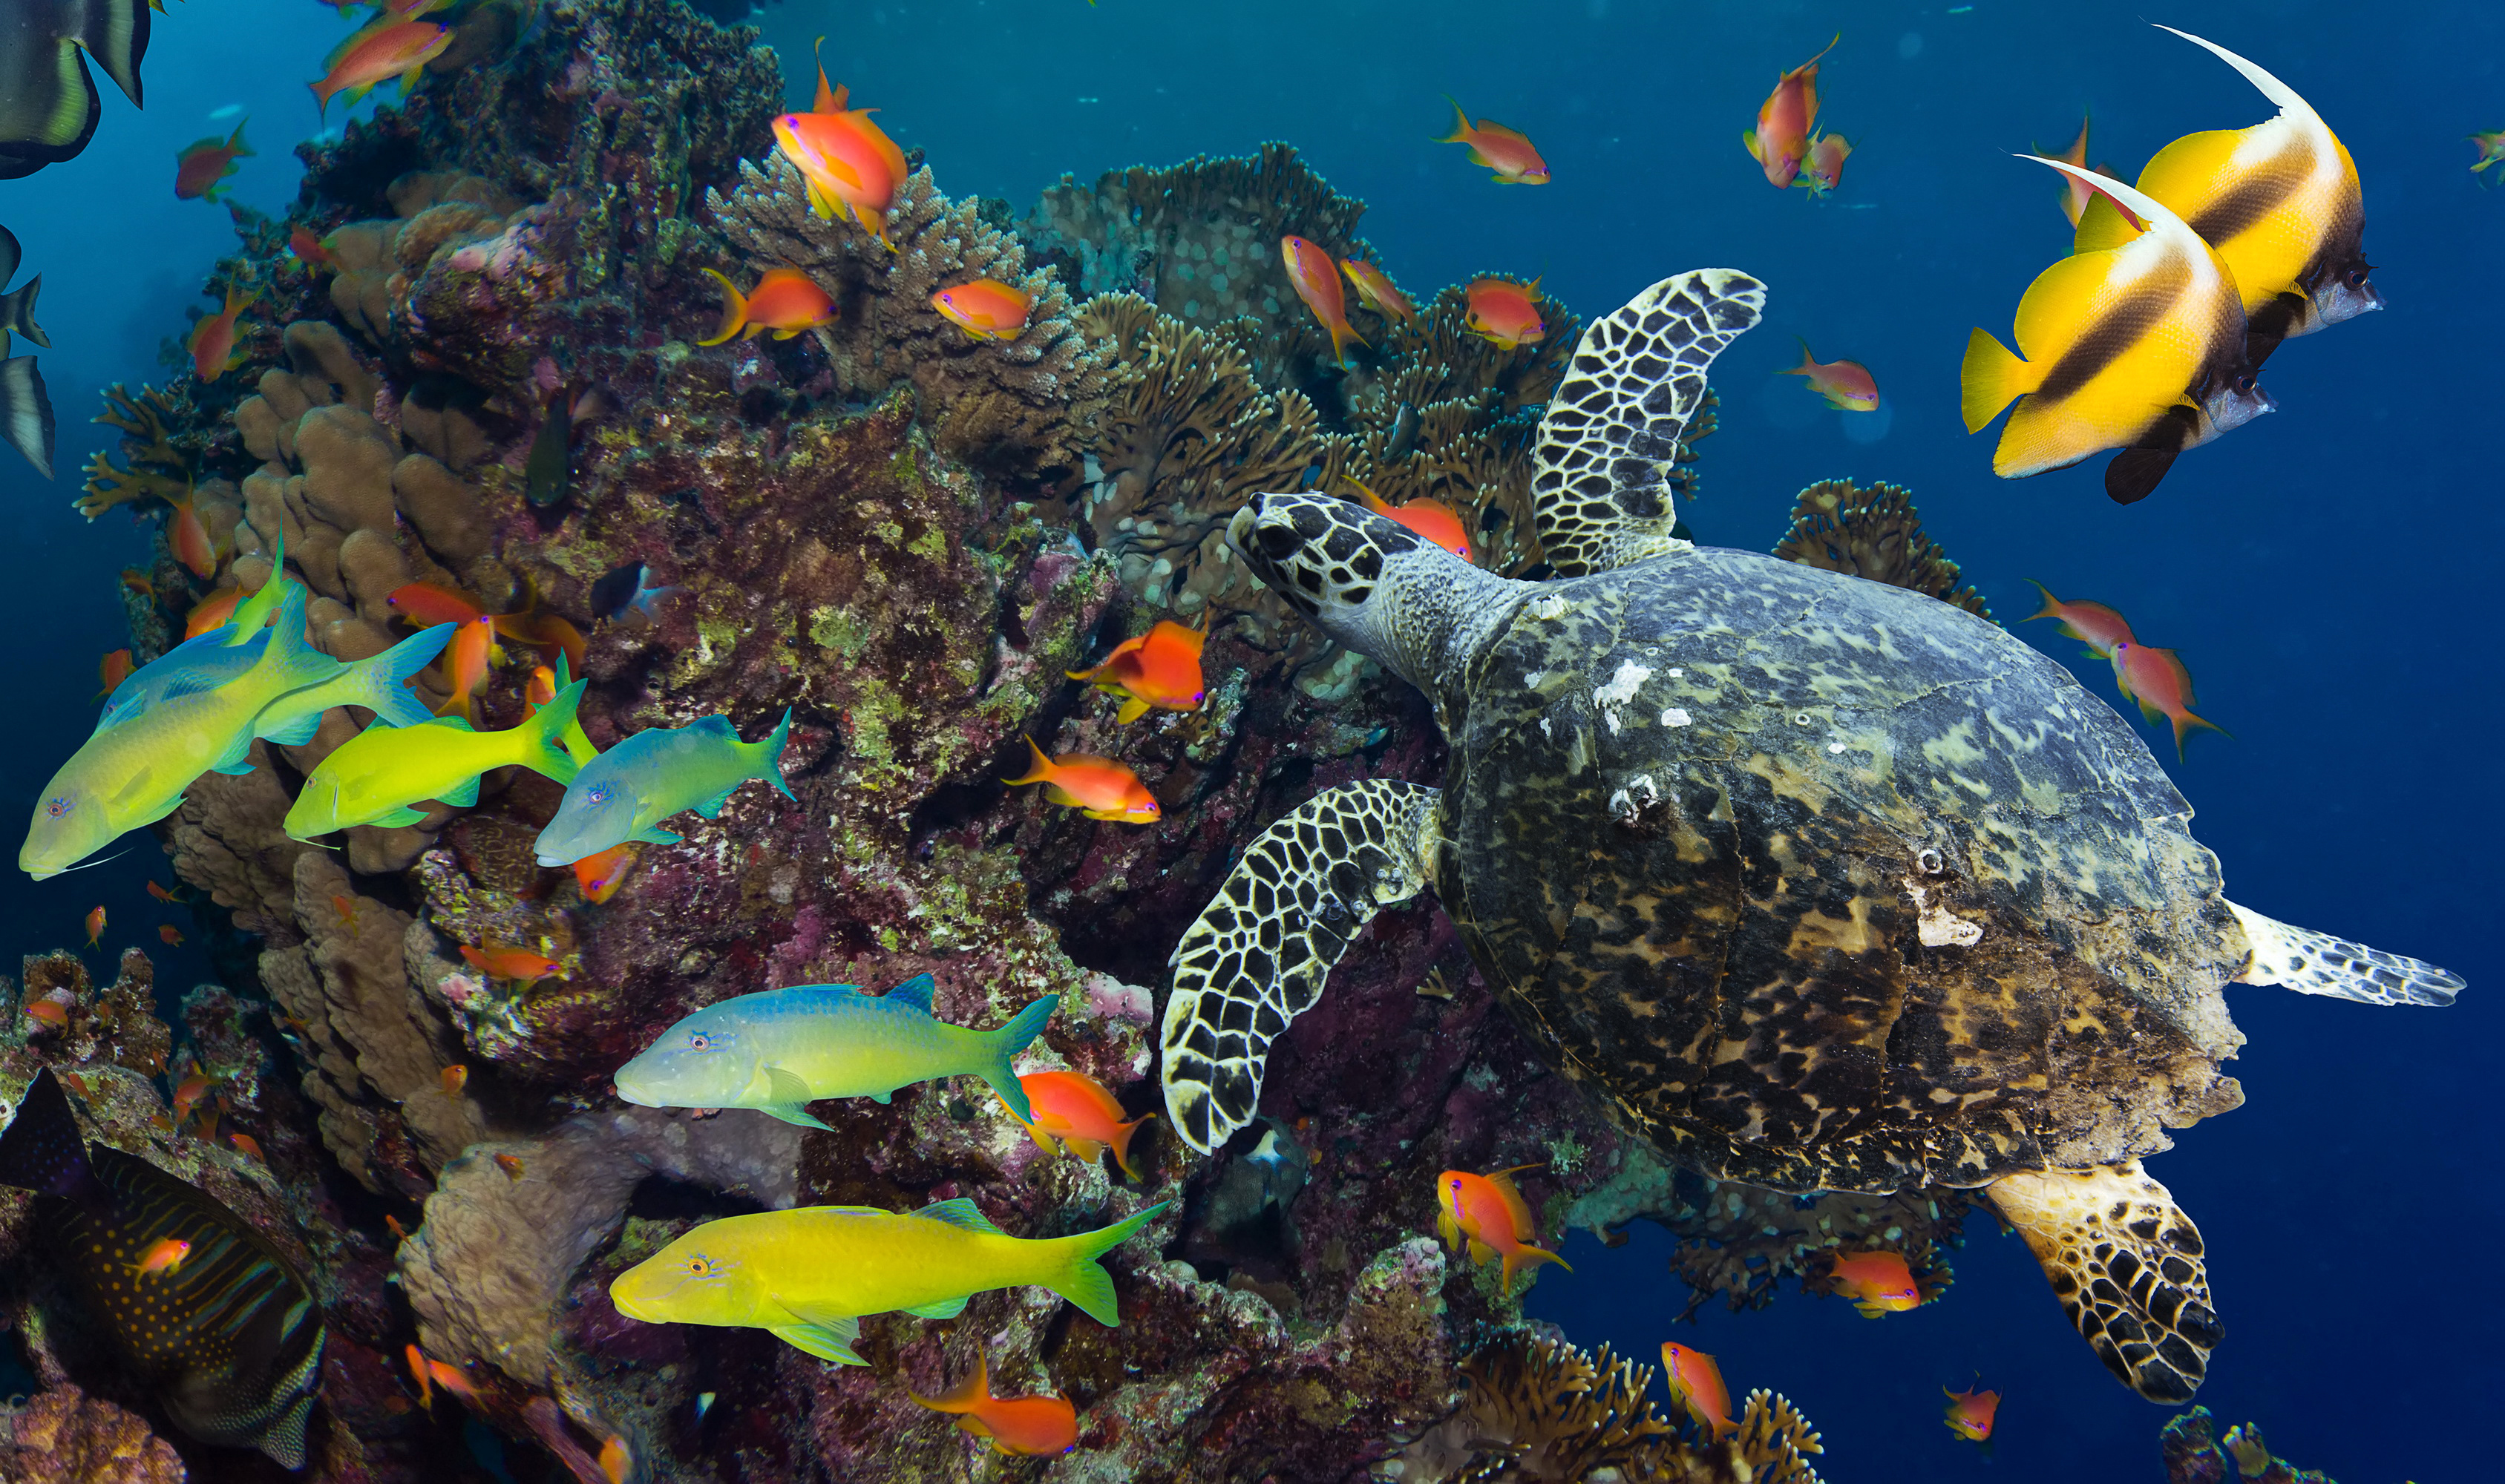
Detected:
left=1065, top=620, right=1207, bottom=723
left=1746, top=35, right=1839, bottom=188
left=174, top=120, right=251, bottom=201
left=1281, top=234, right=1365, bottom=369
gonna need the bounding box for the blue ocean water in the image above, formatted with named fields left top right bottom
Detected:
left=0, top=1, right=2495, bottom=1478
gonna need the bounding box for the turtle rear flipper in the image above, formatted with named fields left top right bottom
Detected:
left=2227, top=901, right=2464, bottom=1007
left=1527, top=268, right=1765, bottom=576
left=1987, top=1160, right=2222, bottom=1404
left=1161, top=781, right=1440, bottom=1154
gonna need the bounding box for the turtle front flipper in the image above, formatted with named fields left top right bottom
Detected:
left=1529, top=268, right=1766, bottom=576
left=1986, top=1160, right=2222, bottom=1404
left=2226, top=901, right=2464, bottom=1006
left=1161, top=781, right=1441, bottom=1154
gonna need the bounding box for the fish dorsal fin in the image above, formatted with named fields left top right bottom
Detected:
left=425, top=715, right=477, bottom=733
left=2152, top=26, right=2322, bottom=128
left=1485, top=1166, right=1542, bottom=1235
left=882, top=973, right=935, bottom=1013
left=915, top=1197, right=1005, bottom=1235
left=689, top=715, right=739, bottom=741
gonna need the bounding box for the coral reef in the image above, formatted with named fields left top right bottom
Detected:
left=1771, top=477, right=1993, bottom=619
left=2161, top=1409, right=2339, bottom=1484
left=0, top=1385, right=186, bottom=1484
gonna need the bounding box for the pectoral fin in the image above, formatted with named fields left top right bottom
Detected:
left=903, top=1296, right=968, bottom=1320
left=755, top=1066, right=830, bottom=1129
left=692, top=786, right=739, bottom=819
left=633, top=824, right=681, bottom=844
left=439, top=775, right=481, bottom=808
left=767, top=1318, right=865, bottom=1365
left=1115, top=695, right=1149, bottom=723
left=261, top=713, right=322, bottom=747
left=376, top=806, right=432, bottom=827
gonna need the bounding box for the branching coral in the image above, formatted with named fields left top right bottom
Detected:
left=708, top=157, right=1110, bottom=482
left=2161, top=1409, right=2339, bottom=1484
left=1772, top=478, right=1991, bottom=620
left=75, top=384, right=192, bottom=519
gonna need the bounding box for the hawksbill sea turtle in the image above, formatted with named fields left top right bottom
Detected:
left=1156, top=269, right=2463, bottom=1403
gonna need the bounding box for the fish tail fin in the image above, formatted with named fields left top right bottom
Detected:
left=697, top=269, right=747, bottom=347
left=1784, top=336, right=1816, bottom=375
left=755, top=707, right=795, bottom=800
left=981, top=996, right=1060, bottom=1123
left=230, top=119, right=253, bottom=156
left=0, top=354, right=55, bottom=482
left=511, top=679, right=587, bottom=785
left=908, top=1352, right=988, bottom=1415
left=2173, top=707, right=2231, bottom=760
left=349, top=623, right=456, bottom=727
left=0, top=274, right=47, bottom=349
left=1107, top=1112, right=1155, bottom=1181
left=1326, top=316, right=1365, bottom=370
left=1433, top=96, right=1472, bottom=143
left=2023, top=579, right=2062, bottom=623
left=1041, top=1201, right=1169, bottom=1327
left=1959, top=328, right=2037, bottom=433
left=1499, top=1242, right=1573, bottom=1293
left=0, top=1069, right=108, bottom=1214
left=1001, top=736, right=1055, bottom=787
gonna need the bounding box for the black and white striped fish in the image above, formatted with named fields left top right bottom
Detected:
left=0, top=1067, right=325, bottom=1469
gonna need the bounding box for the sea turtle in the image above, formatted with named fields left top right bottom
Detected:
left=1158, top=269, right=2464, bottom=1403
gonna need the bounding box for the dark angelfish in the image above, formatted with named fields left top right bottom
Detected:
left=0, top=0, right=153, bottom=180
left=0, top=1068, right=326, bottom=1469
left=524, top=381, right=572, bottom=506
left=0, top=223, right=53, bottom=478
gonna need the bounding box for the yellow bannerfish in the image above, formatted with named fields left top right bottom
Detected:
left=611, top=1198, right=1168, bottom=1365
left=1962, top=157, right=2273, bottom=505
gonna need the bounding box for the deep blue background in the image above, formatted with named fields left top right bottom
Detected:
left=2, top=2, right=2495, bottom=1480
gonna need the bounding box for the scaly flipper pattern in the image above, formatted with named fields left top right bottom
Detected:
left=2227, top=901, right=2463, bottom=1007
left=1987, top=1160, right=2221, bottom=1404
left=1527, top=269, right=1766, bottom=576
left=1161, top=781, right=1440, bottom=1153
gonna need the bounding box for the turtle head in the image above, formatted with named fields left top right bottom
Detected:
left=1228, top=490, right=1527, bottom=719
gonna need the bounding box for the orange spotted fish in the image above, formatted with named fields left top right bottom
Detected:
left=1944, top=1380, right=2000, bottom=1444
left=1434, top=1166, right=1570, bottom=1294
left=930, top=279, right=1033, bottom=342
left=999, top=1070, right=1156, bottom=1180
left=1281, top=234, right=1366, bottom=369
left=173, top=119, right=251, bottom=201
left=2023, top=580, right=2136, bottom=659
left=2473, top=131, right=2505, bottom=180
left=1660, top=1342, right=1738, bottom=1440
left=1349, top=479, right=1471, bottom=562
left=1825, top=1248, right=1927, bottom=1316
left=188, top=284, right=254, bottom=381
left=1065, top=620, right=1206, bottom=724
left=1003, top=740, right=1159, bottom=823
left=574, top=843, right=638, bottom=903
left=1338, top=258, right=1415, bottom=322
left=1746, top=36, right=1838, bottom=188
left=2112, top=638, right=2230, bottom=760
left=1433, top=98, right=1549, bottom=185
left=1781, top=340, right=1878, bottom=410
left=908, top=1353, right=1079, bottom=1457
left=1463, top=278, right=1544, bottom=349
left=697, top=268, right=838, bottom=344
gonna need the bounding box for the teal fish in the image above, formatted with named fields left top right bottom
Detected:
left=0, top=1068, right=325, bottom=1468
left=96, top=625, right=268, bottom=735
left=614, top=973, right=1058, bottom=1129
left=248, top=622, right=451, bottom=745
left=533, top=709, right=793, bottom=866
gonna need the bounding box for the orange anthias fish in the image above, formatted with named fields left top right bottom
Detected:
left=442, top=1064, right=468, bottom=1098
left=999, top=1069, right=1156, bottom=1180
left=1746, top=35, right=1839, bottom=188
left=168, top=497, right=217, bottom=579
left=84, top=905, right=105, bottom=947
left=1350, top=479, right=1471, bottom=562
left=2049, top=111, right=2095, bottom=225
left=385, top=581, right=486, bottom=627
left=931, top=278, right=1033, bottom=343
left=184, top=587, right=245, bottom=640
left=1944, top=1381, right=2000, bottom=1443
left=907, top=1353, right=1079, bottom=1457
left=433, top=614, right=499, bottom=723
left=1795, top=131, right=1852, bottom=196
left=1782, top=340, right=1879, bottom=410
left=189, top=284, right=254, bottom=381
left=1435, top=1166, right=1571, bottom=1294
left=1065, top=620, right=1207, bottom=723
left=493, top=1153, right=525, bottom=1182
left=134, top=1237, right=192, bottom=1277
left=96, top=649, right=134, bottom=699
left=598, top=1436, right=632, bottom=1484
left=405, top=1345, right=433, bottom=1408
left=24, top=999, right=69, bottom=1031
left=1660, top=1342, right=1738, bottom=1440
left=1464, top=278, right=1545, bottom=350
left=1825, top=1248, right=1927, bottom=1317
left=697, top=268, right=839, bottom=344
left=2473, top=131, right=2505, bottom=180
left=461, top=945, right=561, bottom=985
left=772, top=62, right=908, bottom=248
left=1003, top=739, right=1160, bottom=823
left=1338, top=258, right=1415, bottom=323
left=146, top=880, right=184, bottom=904
left=159, top=925, right=185, bottom=947
left=2023, top=580, right=2135, bottom=658
left=2111, top=639, right=2230, bottom=760
left=174, top=119, right=252, bottom=201
left=310, top=20, right=452, bottom=118
left=1433, top=97, right=1550, bottom=185
left=289, top=225, right=336, bottom=271
left=574, top=844, right=638, bottom=903
left=229, top=1132, right=265, bottom=1161
left=1281, top=235, right=1366, bottom=369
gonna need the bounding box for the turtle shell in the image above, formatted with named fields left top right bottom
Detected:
left=1437, top=546, right=2247, bottom=1193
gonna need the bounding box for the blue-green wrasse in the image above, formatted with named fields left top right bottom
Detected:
left=533, top=709, right=793, bottom=866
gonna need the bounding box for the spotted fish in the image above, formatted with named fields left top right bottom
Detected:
left=0, top=1067, right=325, bottom=1468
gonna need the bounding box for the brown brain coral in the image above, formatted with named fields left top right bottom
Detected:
left=1772, top=478, right=1992, bottom=620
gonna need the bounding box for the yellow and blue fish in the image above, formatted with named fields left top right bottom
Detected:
left=284, top=680, right=586, bottom=838
left=614, top=972, right=1057, bottom=1129
left=0, top=1068, right=326, bottom=1468
left=610, top=1195, right=1168, bottom=1365
left=532, top=709, right=793, bottom=866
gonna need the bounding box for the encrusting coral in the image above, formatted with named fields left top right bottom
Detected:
left=0, top=1384, right=186, bottom=1484
left=1772, top=477, right=1993, bottom=620
left=2161, top=1408, right=2340, bottom=1484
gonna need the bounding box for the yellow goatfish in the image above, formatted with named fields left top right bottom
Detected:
left=2074, top=27, right=2378, bottom=370
left=24, top=585, right=336, bottom=879
left=1962, top=157, right=2273, bottom=505
left=283, top=681, right=586, bottom=838
left=611, top=1197, right=1170, bottom=1365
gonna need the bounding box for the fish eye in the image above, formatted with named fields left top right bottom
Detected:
left=687, top=1032, right=710, bottom=1051
left=684, top=1253, right=716, bottom=1277
left=2342, top=266, right=2371, bottom=289
left=2233, top=373, right=2257, bottom=395
left=585, top=785, right=611, bottom=805
left=43, top=796, right=72, bottom=820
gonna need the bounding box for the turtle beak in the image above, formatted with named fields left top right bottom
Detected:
left=1225, top=497, right=1265, bottom=556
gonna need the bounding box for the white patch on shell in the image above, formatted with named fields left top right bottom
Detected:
left=1903, top=878, right=1983, bottom=948
left=1660, top=706, right=1692, bottom=727
left=1608, top=774, right=1662, bottom=827
left=1594, top=658, right=1653, bottom=737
